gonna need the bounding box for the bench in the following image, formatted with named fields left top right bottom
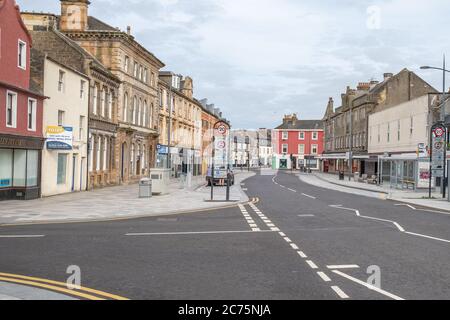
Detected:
left=401, top=179, right=415, bottom=190
left=367, top=175, right=378, bottom=184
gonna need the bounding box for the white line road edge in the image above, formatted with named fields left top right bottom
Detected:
left=301, top=193, right=317, bottom=199
left=327, top=265, right=360, bottom=270
left=332, top=270, right=404, bottom=301
left=0, top=235, right=45, bottom=238
left=395, top=203, right=450, bottom=215
left=329, top=205, right=450, bottom=244
left=125, top=230, right=275, bottom=236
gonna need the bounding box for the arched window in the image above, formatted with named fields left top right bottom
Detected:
left=149, top=103, right=154, bottom=128
left=123, top=93, right=128, bottom=122
left=132, top=96, right=137, bottom=125
left=101, top=88, right=106, bottom=117
left=143, top=101, right=148, bottom=127
left=108, top=90, right=113, bottom=120
left=92, top=85, right=98, bottom=115
left=137, top=98, right=142, bottom=126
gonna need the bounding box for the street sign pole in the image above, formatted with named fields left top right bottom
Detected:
left=429, top=125, right=433, bottom=199
left=429, top=123, right=447, bottom=198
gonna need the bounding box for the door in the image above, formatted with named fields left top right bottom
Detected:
left=71, top=155, right=77, bottom=192
left=121, top=143, right=126, bottom=181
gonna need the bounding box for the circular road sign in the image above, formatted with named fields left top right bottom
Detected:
left=216, top=124, right=227, bottom=136
left=434, top=127, right=444, bottom=137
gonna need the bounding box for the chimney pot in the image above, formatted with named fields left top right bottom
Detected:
left=127, top=26, right=131, bottom=35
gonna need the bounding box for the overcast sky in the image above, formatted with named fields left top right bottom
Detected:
left=18, top=0, right=450, bottom=129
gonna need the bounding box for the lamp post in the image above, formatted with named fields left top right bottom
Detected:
left=167, top=83, right=173, bottom=172
left=421, top=55, right=450, bottom=198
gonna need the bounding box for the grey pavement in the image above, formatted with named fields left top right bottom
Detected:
left=0, top=172, right=254, bottom=225
left=0, top=281, right=77, bottom=300
left=301, top=172, right=450, bottom=213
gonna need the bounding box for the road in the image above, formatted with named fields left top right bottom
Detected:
left=0, top=170, right=449, bottom=300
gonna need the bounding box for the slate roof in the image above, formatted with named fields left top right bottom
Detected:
left=275, top=120, right=323, bottom=130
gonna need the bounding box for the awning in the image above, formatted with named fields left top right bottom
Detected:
left=318, top=154, right=370, bottom=160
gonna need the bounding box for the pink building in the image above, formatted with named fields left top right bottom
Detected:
left=273, top=114, right=324, bottom=170
left=0, top=0, right=45, bottom=200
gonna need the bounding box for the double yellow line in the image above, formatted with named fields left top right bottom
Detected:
left=0, top=272, right=129, bottom=300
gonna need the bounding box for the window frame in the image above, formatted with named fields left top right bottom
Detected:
left=27, top=98, right=37, bottom=131
left=6, top=91, right=17, bottom=128
left=18, top=39, right=27, bottom=70
left=299, top=131, right=305, bottom=140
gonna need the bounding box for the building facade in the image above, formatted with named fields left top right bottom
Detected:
left=20, top=21, right=123, bottom=190
left=57, top=0, right=164, bottom=185
left=33, top=56, right=89, bottom=196
left=273, top=114, right=323, bottom=170
left=199, top=99, right=223, bottom=176
left=157, top=72, right=202, bottom=177
left=0, top=0, right=45, bottom=200
left=322, top=69, right=437, bottom=176
left=231, top=129, right=272, bottom=168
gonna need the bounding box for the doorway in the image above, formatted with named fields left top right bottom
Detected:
left=71, top=154, right=77, bottom=192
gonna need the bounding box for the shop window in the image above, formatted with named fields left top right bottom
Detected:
left=13, top=150, right=26, bottom=187
left=57, top=154, right=67, bottom=185
left=26, top=150, right=38, bottom=187
left=0, top=149, right=13, bottom=188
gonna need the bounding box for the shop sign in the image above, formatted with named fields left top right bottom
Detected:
left=46, top=126, right=73, bottom=150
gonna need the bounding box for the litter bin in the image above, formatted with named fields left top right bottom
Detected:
left=339, top=171, right=345, bottom=180
left=139, top=178, right=152, bottom=198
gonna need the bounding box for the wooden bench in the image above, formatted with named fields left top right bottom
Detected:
left=401, top=179, right=415, bottom=190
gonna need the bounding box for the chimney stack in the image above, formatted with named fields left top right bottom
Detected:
left=357, top=82, right=370, bottom=91
left=127, top=26, right=131, bottom=35
left=59, top=0, right=90, bottom=32
left=384, top=73, right=393, bottom=81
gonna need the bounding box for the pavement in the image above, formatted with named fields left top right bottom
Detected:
left=0, top=169, right=449, bottom=300
left=0, top=172, right=254, bottom=225
left=301, top=171, right=450, bottom=213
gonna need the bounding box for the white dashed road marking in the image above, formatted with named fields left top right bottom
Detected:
left=301, top=193, right=317, bottom=199
left=332, top=270, right=404, bottom=300
left=248, top=197, right=350, bottom=300
left=317, top=272, right=331, bottom=282
left=306, top=260, right=319, bottom=269
left=331, top=286, right=350, bottom=299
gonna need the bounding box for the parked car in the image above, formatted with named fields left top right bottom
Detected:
left=206, top=166, right=235, bottom=186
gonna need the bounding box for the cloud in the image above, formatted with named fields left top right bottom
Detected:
left=17, top=0, right=450, bottom=128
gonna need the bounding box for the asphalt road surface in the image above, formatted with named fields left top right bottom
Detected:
left=0, top=170, right=449, bottom=300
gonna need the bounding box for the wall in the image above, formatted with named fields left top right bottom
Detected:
left=368, top=95, right=429, bottom=154
left=276, top=130, right=324, bottom=156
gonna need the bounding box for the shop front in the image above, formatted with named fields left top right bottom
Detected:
left=378, top=154, right=432, bottom=190
left=0, top=133, right=45, bottom=200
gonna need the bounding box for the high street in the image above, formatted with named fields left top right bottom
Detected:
left=1, top=170, right=449, bottom=300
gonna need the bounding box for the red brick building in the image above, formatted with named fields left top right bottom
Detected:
left=0, top=0, right=45, bottom=200
left=273, top=114, right=324, bottom=170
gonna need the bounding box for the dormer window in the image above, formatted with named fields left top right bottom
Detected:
left=18, top=40, right=26, bottom=70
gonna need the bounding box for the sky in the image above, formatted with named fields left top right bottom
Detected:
left=17, top=0, right=450, bottom=129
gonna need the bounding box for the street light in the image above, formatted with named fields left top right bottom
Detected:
left=421, top=55, right=450, bottom=198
